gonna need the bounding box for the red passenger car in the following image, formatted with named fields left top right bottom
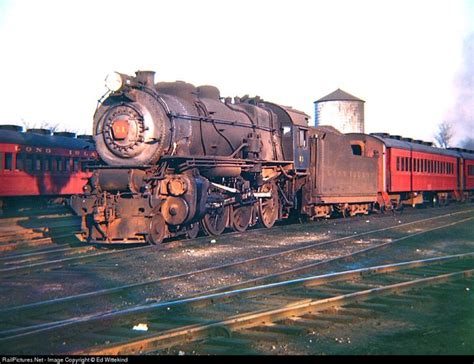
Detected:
left=449, top=148, right=474, bottom=199
left=0, top=125, right=97, bottom=200
left=358, top=133, right=473, bottom=207
left=462, top=153, right=474, bottom=192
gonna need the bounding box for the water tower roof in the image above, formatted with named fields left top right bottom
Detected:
left=315, top=88, right=365, bottom=103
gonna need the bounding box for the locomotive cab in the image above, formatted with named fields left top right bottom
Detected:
left=294, top=126, right=309, bottom=170
left=260, top=102, right=310, bottom=171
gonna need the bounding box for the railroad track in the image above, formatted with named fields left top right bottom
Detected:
left=0, top=208, right=472, bottom=280
left=0, top=252, right=472, bottom=354
left=0, top=216, right=77, bottom=233
left=0, top=244, right=150, bottom=276
left=140, top=252, right=474, bottom=356
left=0, top=213, right=80, bottom=252
left=0, top=205, right=73, bottom=225
left=0, top=202, right=468, bottom=254
left=0, top=209, right=472, bottom=351
left=0, top=245, right=98, bottom=268
left=0, top=204, right=472, bottom=264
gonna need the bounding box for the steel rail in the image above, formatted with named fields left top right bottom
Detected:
left=0, top=217, right=79, bottom=235
left=2, top=207, right=472, bottom=276
left=0, top=216, right=80, bottom=253
left=1, top=210, right=471, bottom=322
left=205, top=216, right=474, bottom=293
left=0, top=214, right=471, bottom=345
left=1, top=206, right=472, bottom=274
left=0, top=212, right=79, bottom=231
left=0, top=245, right=97, bottom=270
left=1, top=251, right=472, bottom=354
left=0, top=210, right=474, bottom=341
left=0, top=209, right=73, bottom=223
left=0, top=235, right=82, bottom=254
left=102, top=270, right=474, bottom=355
left=0, top=228, right=77, bottom=243
left=0, top=252, right=474, bottom=342
left=73, top=253, right=474, bottom=354
left=0, top=229, right=74, bottom=243
left=0, top=245, right=152, bottom=276
left=0, top=245, right=93, bottom=261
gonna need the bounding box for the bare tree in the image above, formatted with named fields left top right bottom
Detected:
left=21, top=119, right=33, bottom=130
left=20, top=120, right=64, bottom=133
left=39, top=121, right=60, bottom=132
left=434, top=121, right=453, bottom=148
left=61, top=126, right=79, bottom=134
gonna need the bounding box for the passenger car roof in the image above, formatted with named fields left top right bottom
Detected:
left=0, top=129, right=94, bottom=150
left=370, top=134, right=460, bottom=158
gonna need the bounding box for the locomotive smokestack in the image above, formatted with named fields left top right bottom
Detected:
left=135, top=70, right=156, bottom=88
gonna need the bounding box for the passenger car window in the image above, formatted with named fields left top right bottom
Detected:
left=4, top=153, right=13, bottom=171
left=44, top=157, right=51, bottom=172
left=16, top=153, right=25, bottom=171
left=26, top=155, right=34, bottom=171
left=57, top=157, right=63, bottom=172
left=35, top=158, right=41, bottom=171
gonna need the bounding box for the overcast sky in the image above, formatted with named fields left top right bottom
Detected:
left=0, top=0, right=472, bottom=145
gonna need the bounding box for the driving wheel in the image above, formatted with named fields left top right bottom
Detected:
left=202, top=205, right=230, bottom=236
left=232, top=205, right=252, bottom=232
left=185, top=222, right=200, bottom=239
left=257, top=182, right=279, bottom=228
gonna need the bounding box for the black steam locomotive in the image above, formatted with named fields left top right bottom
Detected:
left=71, top=71, right=379, bottom=244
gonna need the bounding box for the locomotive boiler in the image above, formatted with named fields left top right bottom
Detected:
left=71, top=70, right=313, bottom=244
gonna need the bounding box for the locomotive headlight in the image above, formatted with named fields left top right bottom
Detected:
left=105, top=72, right=123, bottom=92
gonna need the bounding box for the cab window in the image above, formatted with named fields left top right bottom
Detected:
left=298, top=129, right=307, bottom=148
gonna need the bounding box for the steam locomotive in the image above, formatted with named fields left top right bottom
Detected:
left=70, top=70, right=474, bottom=244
